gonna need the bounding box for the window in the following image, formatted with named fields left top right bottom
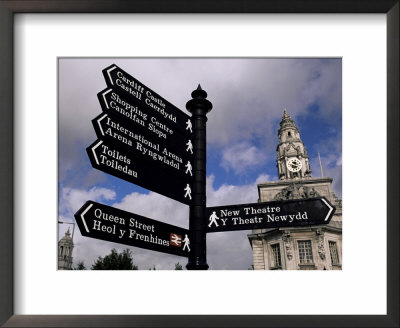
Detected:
left=59, top=246, right=63, bottom=256
left=298, top=240, right=313, bottom=264
left=329, top=241, right=340, bottom=265
left=271, top=243, right=282, bottom=268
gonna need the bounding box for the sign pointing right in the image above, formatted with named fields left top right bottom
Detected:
left=205, top=197, right=335, bottom=233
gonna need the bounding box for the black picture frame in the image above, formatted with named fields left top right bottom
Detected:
left=0, top=1, right=398, bottom=327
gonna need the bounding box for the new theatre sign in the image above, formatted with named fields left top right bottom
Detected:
left=205, top=197, right=335, bottom=233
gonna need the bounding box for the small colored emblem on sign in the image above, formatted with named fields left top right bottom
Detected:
left=170, top=233, right=182, bottom=247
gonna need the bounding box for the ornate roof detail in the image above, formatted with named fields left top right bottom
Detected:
left=60, top=228, right=73, bottom=242
left=279, top=108, right=299, bottom=132
left=273, top=182, right=320, bottom=201
left=284, top=143, right=302, bottom=156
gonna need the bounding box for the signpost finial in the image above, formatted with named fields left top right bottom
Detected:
left=187, top=85, right=212, bottom=109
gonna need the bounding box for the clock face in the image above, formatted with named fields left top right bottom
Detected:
left=287, top=158, right=302, bottom=172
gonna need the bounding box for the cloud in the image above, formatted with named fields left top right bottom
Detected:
left=220, top=142, right=268, bottom=174
left=206, top=174, right=261, bottom=207
left=59, top=186, right=116, bottom=218
left=112, top=191, right=189, bottom=229
left=309, top=134, right=342, bottom=198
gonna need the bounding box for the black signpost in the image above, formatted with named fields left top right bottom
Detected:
left=75, top=201, right=191, bottom=257
left=205, top=197, right=335, bottom=233
left=74, top=64, right=337, bottom=270
left=185, top=85, right=212, bottom=270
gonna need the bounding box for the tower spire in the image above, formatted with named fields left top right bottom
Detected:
left=276, top=109, right=312, bottom=180
left=58, top=227, right=74, bottom=270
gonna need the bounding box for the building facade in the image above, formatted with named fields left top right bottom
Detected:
left=58, top=228, right=74, bottom=270
left=248, top=110, right=342, bottom=270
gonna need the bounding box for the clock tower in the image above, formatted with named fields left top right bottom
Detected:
left=248, top=109, right=342, bottom=270
left=276, top=109, right=312, bottom=180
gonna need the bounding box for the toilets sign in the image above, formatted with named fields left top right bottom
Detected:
left=86, top=139, right=193, bottom=205
left=206, top=197, right=335, bottom=233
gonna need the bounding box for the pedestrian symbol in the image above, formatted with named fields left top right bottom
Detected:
left=186, top=119, right=193, bottom=133
left=185, top=161, right=193, bottom=176
left=184, top=184, right=192, bottom=200
left=186, top=140, right=193, bottom=154
left=208, top=211, right=220, bottom=227
left=182, top=234, right=190, bottom=252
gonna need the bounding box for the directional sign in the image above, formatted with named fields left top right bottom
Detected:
left=97, top=88, right=194, bottom=158
left=92, top=113, right=194, bottom=181
left=102, top=64, right=192, bottom=136
left=205, top=197, right=335, bottom=233
left=75, top=201, right=191, bottom=257
left=87, top=139, right=193, bottom=205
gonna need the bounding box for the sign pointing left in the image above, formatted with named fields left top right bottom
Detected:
left=87, top=139, right=193, bottom=205
left=102, top=64, right=192, bottom=136
left=74, top=201, right=191, bottom=257
left=92, top=113, right=194, bottom=181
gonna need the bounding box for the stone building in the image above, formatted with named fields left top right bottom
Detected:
left=58, top=228, right=74, bottom=270
left=248, top=110, right=342, bottom=270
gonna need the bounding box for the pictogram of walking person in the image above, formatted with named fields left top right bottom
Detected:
left=186, top=139, right=193, bottom=154
left=208, top=211, right=220, bottom=227
left=184, top=184, right=192, bottom=200
left=185, top=119, right=192, bottom=133
left=185, top=161, right=193, bottom=176
left=182, top=234, right=190, bottom=252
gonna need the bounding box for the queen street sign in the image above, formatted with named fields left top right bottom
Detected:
left=75, top=201, right=191, bottom=257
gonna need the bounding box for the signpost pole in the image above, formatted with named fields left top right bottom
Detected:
left=185, top=85, right=212, bottom=270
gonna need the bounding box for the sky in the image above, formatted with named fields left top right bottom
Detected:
left=58, top=58, right=342, bottom=270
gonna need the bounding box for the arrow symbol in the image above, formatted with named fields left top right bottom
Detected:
left=80, top=203, right=92, bottom=233
left=101, top=89, right=113, bottom=109
left=96, top=114, right=107, bottom=136
left=321, top=198, right=334, bottom=221
left=91, top=140, right=103, bottom=165
left=106, top=66, right=117, bottom=86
